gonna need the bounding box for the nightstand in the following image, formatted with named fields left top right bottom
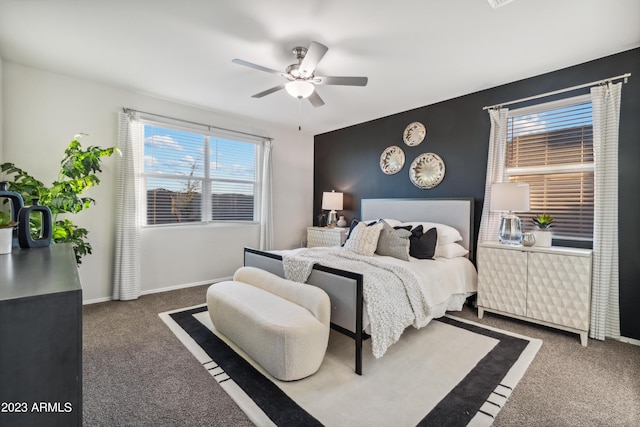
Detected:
left=306, top=227, right=348, bottom=248
left=477, top=241, right=592, bottom=346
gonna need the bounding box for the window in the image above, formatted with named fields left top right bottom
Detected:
left=143, top=123, right=258, bottom=226
left=505, top=95, right=594, bottom=240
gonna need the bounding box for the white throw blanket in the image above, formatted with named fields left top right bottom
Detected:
left=280, top=247, right=432, bottom=358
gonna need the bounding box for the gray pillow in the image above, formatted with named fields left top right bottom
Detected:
left=375, top=220, right=411, bottom=261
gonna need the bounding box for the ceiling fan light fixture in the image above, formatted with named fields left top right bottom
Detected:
left=285, top=80, right=315, bottom=99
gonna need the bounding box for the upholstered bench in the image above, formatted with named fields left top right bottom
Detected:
left=206, top=266, right=331, bottom=381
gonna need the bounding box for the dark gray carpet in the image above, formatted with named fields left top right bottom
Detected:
left=83, top=285, right=640, bottom=426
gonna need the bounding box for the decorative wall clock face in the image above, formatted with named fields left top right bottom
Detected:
left=409, top=152, right=445, bottom=189
left=403, top=122, right=426, bottom=146
left=380, top=145, right=405, bottom=175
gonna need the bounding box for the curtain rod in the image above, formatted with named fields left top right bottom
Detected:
left=121, top=107, right=272, bottom=141
left=482, top=72, right=631, bottom=110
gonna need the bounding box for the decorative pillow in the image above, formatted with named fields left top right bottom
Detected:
left=435, top=242, right=469, bottom=259
left=375, top=221, right=411, bottom=261
left=409, top=226, right=437, bottom=260
left=399, top=222, right=462, bottom=245
left=345, top=219, right=378, bottom=242
left=343, top=221, right=383, bottom=256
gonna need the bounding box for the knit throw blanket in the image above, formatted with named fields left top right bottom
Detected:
left=281, top=247, right=431, bottom=358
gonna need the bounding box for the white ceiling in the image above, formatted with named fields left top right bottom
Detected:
left=1, top=0, right=638, bottom=136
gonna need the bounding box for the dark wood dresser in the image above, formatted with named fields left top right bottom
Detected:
left=0, top=244, right=82, bottom=427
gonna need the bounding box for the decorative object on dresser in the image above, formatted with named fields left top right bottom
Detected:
left=403, top=121, right=426, bottom=146
left=409, top=152, right=445, bottom=189
left=476, top=241, right=592, bottom=346
left=306, top=226, right=348, bottom=248
left=321, top=190, right=343, bottom=227
left=0, top=212, right=18, bottom=255
left=17, top=198, right=53, bottom=248
left=336, top=215, right=347, bottom=227
left=531, top=213, right=554, bottom=247
left=0, top=181, right=24, bottom=248
left=490, top=182, right=530, bottom=245
left=379, top=145, right=405, bottom=175
left=521, top=232, right=536, bottom=247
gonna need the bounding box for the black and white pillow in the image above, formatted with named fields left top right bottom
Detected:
left=343, top=221, right=383, bottom=256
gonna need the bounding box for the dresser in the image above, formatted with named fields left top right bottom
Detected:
left=306, top=227, right=348, bottom=248
left=0, top=244, right=82, bottom=426
left=476, top=241, right=592, bottom=346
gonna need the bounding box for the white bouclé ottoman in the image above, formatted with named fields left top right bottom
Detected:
left=206, top=266, right=331, bottom=381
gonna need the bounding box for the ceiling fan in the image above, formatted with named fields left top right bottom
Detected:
left=232, top=41, right=368, bottom=107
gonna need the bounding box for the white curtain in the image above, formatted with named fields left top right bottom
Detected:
left=258, top=139, right=273, bottom=250
left=113, top=111, right=143, bottom=300
left=589, top=83, right=622, bottom=340
left=478, top=108, right=509, bottom=243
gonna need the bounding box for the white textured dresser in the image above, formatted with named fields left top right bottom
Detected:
left=477, top=241, right=592, bottom=346
left=307, top=227, right=348, bottom=248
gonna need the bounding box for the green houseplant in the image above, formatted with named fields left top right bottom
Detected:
left=532, top=213, right=554, bottom=247
left=0, top=134, right=118, bottom=263
left=532, top=213, right=554, bottom=230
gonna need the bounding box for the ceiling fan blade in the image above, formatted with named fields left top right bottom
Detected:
left=314, top=76, right=368, bottom=86
left=299, top=41, right=328, bottom=78
left=232, top=58, right=283, bottom=76
left=252, top=84, right=286, bottom=98
left=308, top=91, right=325, bottom=108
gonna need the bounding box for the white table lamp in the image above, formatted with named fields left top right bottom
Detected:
left=322, top=191, right=343, bottom=227
left=490, top=182, right=530, bottom=245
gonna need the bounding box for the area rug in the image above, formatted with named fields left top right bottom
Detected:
left=160, top=305, right=541, bottom=427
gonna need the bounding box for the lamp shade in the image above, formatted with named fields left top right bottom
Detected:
left=322, top=191, right=343, bottom=211
left=490, top=182, right=530, bottom=212
left=285, top=80, right=315, bottom=99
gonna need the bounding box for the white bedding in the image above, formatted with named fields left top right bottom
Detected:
left=272, top=247, right=478, bottom=358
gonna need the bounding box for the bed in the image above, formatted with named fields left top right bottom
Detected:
left=244, top=198, right=477, bottom=374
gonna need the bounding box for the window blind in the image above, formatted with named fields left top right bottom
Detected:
left=506, top=98, right=594, bottom=240
left=142, top=123, right=258, bottom=226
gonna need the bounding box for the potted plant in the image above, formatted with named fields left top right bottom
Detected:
left=1, top=134, right=117, bottom=263
left=532, top=213, right=554, bottom=247
left=0, top=211, right=18, bottom=255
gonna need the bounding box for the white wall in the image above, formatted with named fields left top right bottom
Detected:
left=2, top=62, right=314, bottom=302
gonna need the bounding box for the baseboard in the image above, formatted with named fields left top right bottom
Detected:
left=82, top=276, right=232, bottom=305
left=140, top=278, right=228, bottom=296
left=618, top=336, right=640, bottom=346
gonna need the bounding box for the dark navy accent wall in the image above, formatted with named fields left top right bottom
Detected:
left=314, top=48, right=640, bottom=340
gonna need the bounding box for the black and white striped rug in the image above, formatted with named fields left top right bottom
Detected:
left=160, top=305, right=541, bottom=426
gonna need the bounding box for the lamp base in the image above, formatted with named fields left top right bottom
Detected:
left=327, top=210, right=337, bottom=227
left=498, top=214, right=523, bottom=245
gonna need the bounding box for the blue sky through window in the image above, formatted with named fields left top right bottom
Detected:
left=509, top=102, right=592, bottom=138
left=143, top=125, right=256, bottom=194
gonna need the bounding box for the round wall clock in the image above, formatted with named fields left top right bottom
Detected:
left=403, top=122, right=426, bottom=146
left=409, top=152, right=445, bottom=189
left=380, top=145, right=405, bottom=175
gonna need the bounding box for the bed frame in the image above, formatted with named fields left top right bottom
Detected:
left=244, top=198, right=474, bottom=375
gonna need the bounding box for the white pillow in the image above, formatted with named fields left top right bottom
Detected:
left=343, top=221, right=383, bottom=256
left=398, top=222, right=463, bottom=245
left=435, top=243, right=469, bottom=259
